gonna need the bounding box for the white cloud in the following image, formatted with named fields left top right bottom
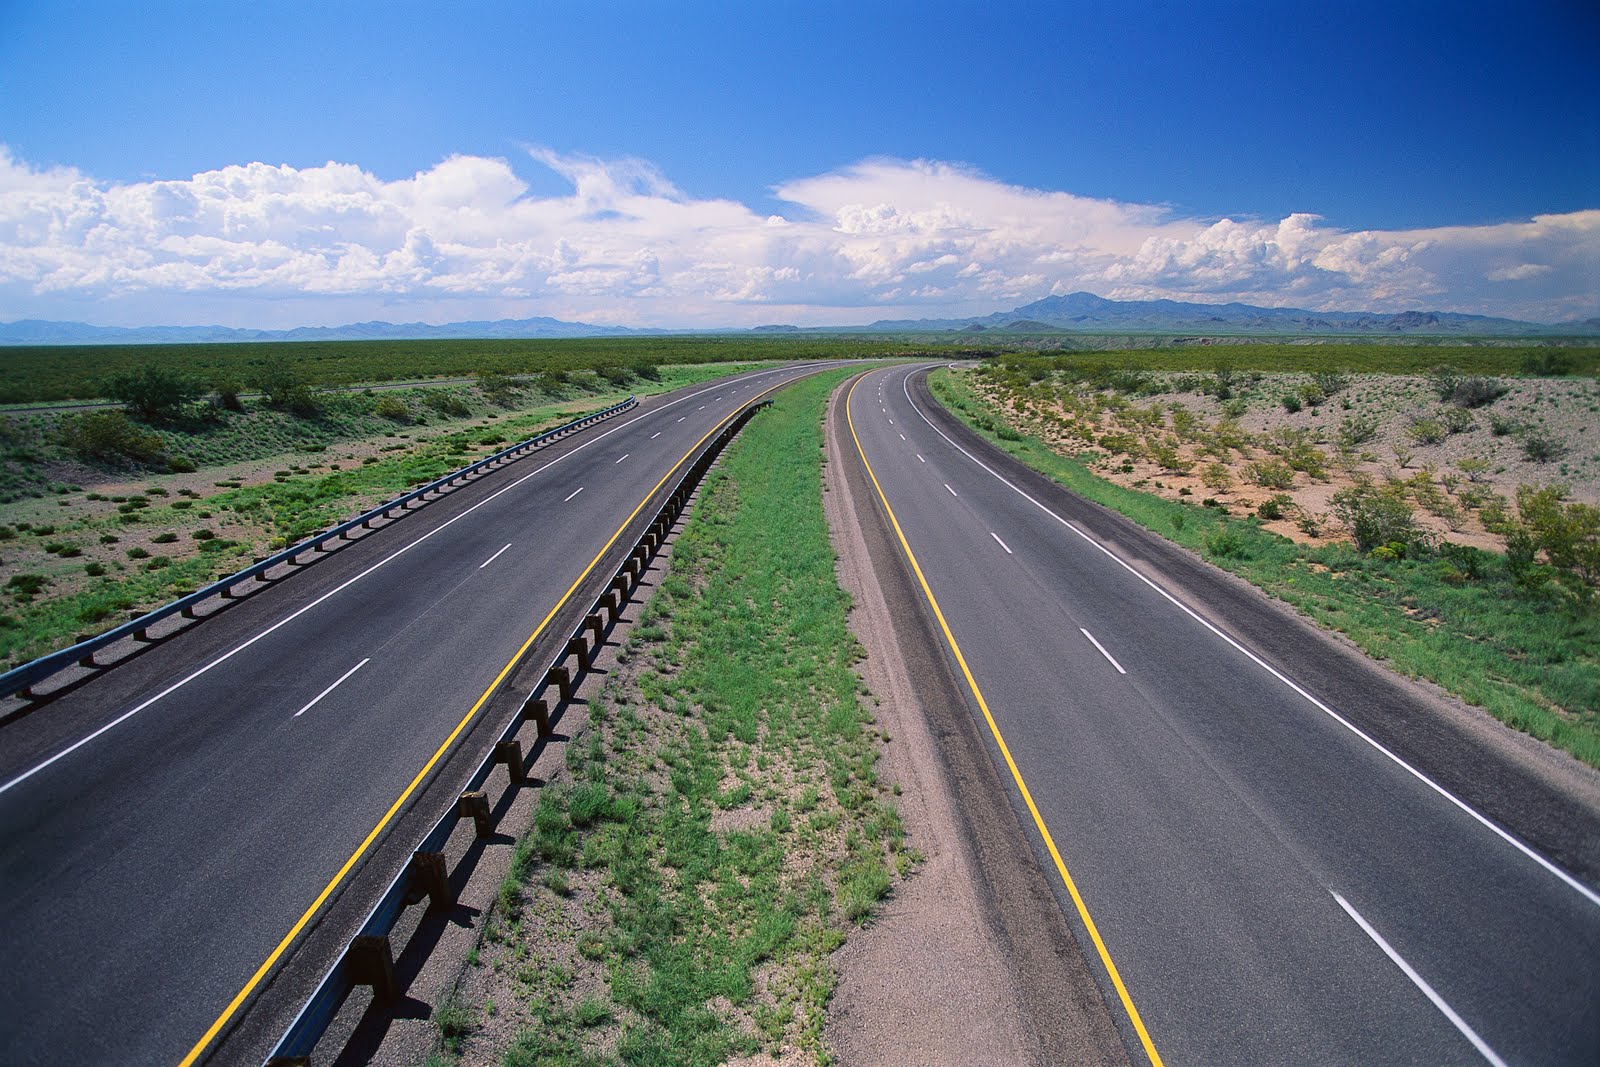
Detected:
left=0, top=144, right=1595, bottom=327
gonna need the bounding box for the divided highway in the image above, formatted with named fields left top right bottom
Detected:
left=0, top=363, right=834, bottom=1065
left=843, top=364, right=1600, bottom=1065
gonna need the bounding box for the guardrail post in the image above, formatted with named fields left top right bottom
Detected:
left=347, top=934, right=397, bottom=1003
left=548, top=664, right=574, bottom=702
left=458, top=791, right=492, bottom=837
left=600, top=591, right=619, bottom=623
left=494, top=740, right=528, bottom=784
left=409, top=850, right=452, bottom=911
left=585, top=614, right=603, bottom=645
left=566, top=635, right=590, bottom=673
left=523, top=696, right=551, bottom=736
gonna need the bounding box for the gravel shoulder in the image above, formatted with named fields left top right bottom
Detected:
left=820, top=375, right=1130, bottom=1066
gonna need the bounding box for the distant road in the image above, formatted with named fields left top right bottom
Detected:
left=840, top=363, right=1600, bottom=1065
left=0, top=362, right=834, bottom=1065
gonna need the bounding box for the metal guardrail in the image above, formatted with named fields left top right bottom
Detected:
left=0, top=396, right=638, bottom=702
left=262, top=398, right=771, bottom=1067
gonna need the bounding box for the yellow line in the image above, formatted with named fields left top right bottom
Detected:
left=843, top=370, right=1165, bottom=1067
left=178, top=375, right=799, bottom=1067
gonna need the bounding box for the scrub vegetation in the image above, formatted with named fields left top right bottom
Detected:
left=0, top=362, right=755, bottom=670
left=434, top=370, right=910, bottom=1066
left=931, top=363, right=1600, bottom=769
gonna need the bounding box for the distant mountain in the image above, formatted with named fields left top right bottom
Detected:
left=859, top=292, right=1597, bottom=336
left=0, top=316, right=655, bottom=346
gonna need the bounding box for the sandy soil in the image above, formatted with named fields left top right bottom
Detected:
left=973, top=370, right=1600, bottom=554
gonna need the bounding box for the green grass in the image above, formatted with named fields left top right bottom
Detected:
left=931, top=369, right=1600, bottom=768
left=489, top=368, right=905, bottom=1064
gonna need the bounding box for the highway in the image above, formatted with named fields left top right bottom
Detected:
left=840, top=363, right=1600, bottom=1065
left=0, top=362, right=832, bottom=1065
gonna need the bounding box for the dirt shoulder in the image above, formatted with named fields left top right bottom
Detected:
left=820, top=376, right=1131, bottom=1066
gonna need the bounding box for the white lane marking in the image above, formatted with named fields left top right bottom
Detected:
left=1080, top=628, right=1127, bottom=675
left=678, top=416, right=687, bottom=422
left=650, top=432, right=661, bottom=440
left=698, top=405, right=706, bottom=410
left=888, top=418, right=894, bottom=424
left=1332, top=893, right=1507, bottom=1067
left=479, top=543, right=512, bottom=569
left=615, top=454, right=629, bottom=464
left=917, top=454, right=925, bottom=463
left=563, top=486, right=583, bottom=502
left=990, top=531, right=1014, bottom=555
left=899, top=433, right=906, bottom=440
left=0, top=362, right=836, bottom=797
left=294, top=658, right=370, bottom=718
left=898, top=367, right=1600, bottom=909
left=944, top=483, right=957, bottom=497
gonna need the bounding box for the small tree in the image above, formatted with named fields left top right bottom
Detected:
left=104, top=365, right=202, bottom=421
left=1331, top=480, right=1418, bottom=553
left=252, top=359, right=319, bottom=415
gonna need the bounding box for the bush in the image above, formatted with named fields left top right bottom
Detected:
left=1520, top=351, right=1573, bottom=377
left=596, top=364, right=634, bottom=387
left=1256, top=493, right=1294, bottom=521
left=1520, top=433, right=1564, bottom=463
left=251, top=359, right=320, bottom=415
left=1406, top=418, right=1446, bottom=445
left=475, top=369, right=521, bottom=405
left=1514, top=485, right=1599, bottom=596
left=1331, top=481, right=1418, bottom=552
left=1442, top=407, right=1475, bottom=435
left=373, top=394, right=410, bottom=421
left=59, top=411, right=167, bottom=465
left=1429, top=364, right=1464, bottom=402
left=1449, top=376, right=1507, bottom=408
left=104, top=364, right=203, bottom=421
left=1280, top=393, right=1302, bottom=413
left=424, top=391, right=472, bottom=418
left=1489, top=414, right=1521, bottom=437
left=1336, top=415, right=1379, bottom=449
left=1247, top=459, right=1296, bottom=489
left=212, top=377, right=245, bottom=412
left=1204, top=526, right=1247, bottom=558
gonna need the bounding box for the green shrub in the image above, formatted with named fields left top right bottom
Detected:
left=424, top=391, right=472, bottom=418
left=1336, top=414, right=1379, bottom=448
left=1204, top=525, right=1247, bottom=558
left=1448, top=376, right=1507, bottom=408
left=1256, top=493, right=1294, bottom=521
left=126, top=546, right=150, bottom=559
left=192, top=528, right=216, bottom=540
left=1331, top=481, right=1418, bottom=552
left=1442, top=408, right=1476, bottom=434
left=1489, top=414, right=1521, bottom=437
left=104, top=364, right=202, bottom=420
left=152, top=532, right=177, bottom=544
left=59, top=411, right=167, bottom=465
left=1520, top=433, right=1564, bottom=463
left=1247, top=459, right=1295, bottom=489
left=1280, top=393, right=1302, bottom=413
left=373, top=394, right=410, bottom=421
left=1514, top=485, right=1600, bottom=597
left=1407, top=418, right=1446, bottom=445
left=1520, top=351, right=1573, bottom=376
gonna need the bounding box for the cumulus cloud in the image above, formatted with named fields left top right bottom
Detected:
left=0, top=144, right=1594, bottom=327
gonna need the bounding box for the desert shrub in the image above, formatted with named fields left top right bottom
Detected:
left=1519, top=433, right=1564, bottom=463
left=1429, top=364, right=1464, bottom=401
left=1331, top=481, right=1419, bottom=553
left=1297, top=382, right=1327, bottom=407
left=1455, top=457, right=1492, bottom=482
left=476, top=369, right=521, bottom=405
left=1514, top=484, right=1600, bottom=596
left=1312, top=371, right=1348, bottom=397
left=104, top=364, right=203, bottom=421
left=1268, top=428, right=1330, bottom=478
left=1201, top=462, right=1234, bottom=491
left=425, top=391, right=472, bottom=418
left=1204, top=526, right=1247, bottom=558
left=1406, top=417, right=1446, bottom=445
left=1296, top=510, right=1324, bottom=537
left=252, top=359, right=320, bottom=415
left=1247, top=459, right=1295, bottom=489
left=1256, top=494, right=1294, bottom=520
left=1489, top=414, right=1522, bottom=437
left=212, top=377, right=245, bottom=412
left=373, top=394, right=410, bottom=421
left=1442, top=407, right=1475, bottom=435
left=1520, top=351, right=1573, bottom=376
left=1280, top=393, right=1302, bottom=413
left=1448, top=376, right=1507, bottom=408
left=59, top=411, right=167, bottom=465
left=1336, top=414, right=1379, bottom=449
left=595, top=364, right=634, bottom=386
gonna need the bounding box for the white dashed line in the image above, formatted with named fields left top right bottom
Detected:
left=294, top=658, right=370, bottom=718
left=1079, top=628, right=1127, bottom=674
left=990, top=531, right=1013, bottom=555
left=944, top=483, right=957, bottom=497
left=478, top=543, right=512, bottom=569
left=650, top=432, right=661, bottom=440
left=615, top=454, right=629, bottom=464
left=563, top=486, right=584, bottom=502
left=1333, top=893, right=1507, bottom=1067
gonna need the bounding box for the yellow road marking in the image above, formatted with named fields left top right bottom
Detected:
left=178, top=372, right=806, bottom=1067
left=844, top=370, right=1165, bottom=1067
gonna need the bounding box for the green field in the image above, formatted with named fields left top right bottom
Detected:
left=0, top=335, right=965, bottom=405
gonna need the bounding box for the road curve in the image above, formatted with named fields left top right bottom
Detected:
left=0, top=361, right=837, bottom=1066
left=841, top=363, right=1600, bottom=1066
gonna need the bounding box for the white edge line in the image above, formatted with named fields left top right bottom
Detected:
left=0, top=362, right=832, bottom=797
left=897, top=365, right=1600, bottom=909
left=990, top=531, right=1014, bottom=555
left=1079, top=627, right=1127, bottom=675
left=294, top=658, right=371, bottom=718
left=478, top=543, right=512, bottom=569
left=1332, top=892, right=1508, bottom=1067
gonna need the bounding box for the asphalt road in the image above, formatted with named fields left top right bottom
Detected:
left=0, top=361, right=835, bottom=1066
left=842, top=363, right=1600, bottom=1066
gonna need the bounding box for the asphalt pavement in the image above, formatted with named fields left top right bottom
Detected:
left=0, top=362, right=833, bottom=1065
left=841, top=363, right=1600, bottom=1066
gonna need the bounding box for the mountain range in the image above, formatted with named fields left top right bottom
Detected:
left=2, top=293, right=1595, bottom=345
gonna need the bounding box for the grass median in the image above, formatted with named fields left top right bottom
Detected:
left=929, top=368, right=1600, bottom=770
left=436, top=368, right=910, bottom=1066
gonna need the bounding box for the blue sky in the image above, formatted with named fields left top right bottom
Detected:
left=1, top=1, right=1596, bottom=327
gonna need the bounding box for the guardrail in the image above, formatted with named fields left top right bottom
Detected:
left=262, top=398, right=770, bottom=1067
left=0, top=396, right=638, bottom=702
